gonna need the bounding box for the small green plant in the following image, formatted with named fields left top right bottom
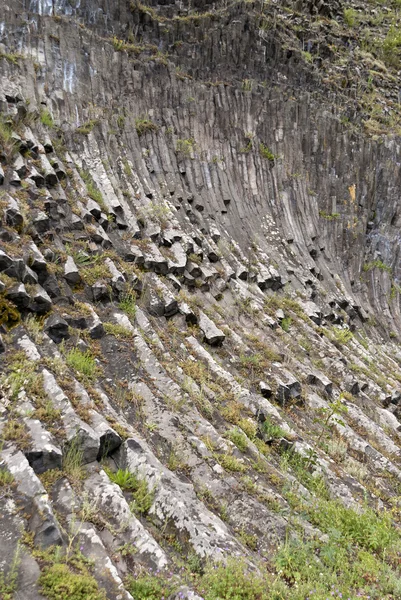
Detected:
left=319, top=210, right=340, bottom=220
left=119, top=288, right=137, bottom=317
left=123, top=159, right=132, bottom=176
left=176, top=137, right=196, bottom=157
left=104, top=468, right=139, bottom=491
left=80, top=262, right=111, bottom=286
left=135, top=116, right=158, bottom=137
left=200, top=558, right=269, bottom=600
left=280, top=316, right=292, bottom=332
left=226, top=428, right=248, bottom=452
left=127, top=571, right=176, bottom=600
left=0, top=118, right=18, bottom=160
left=79, top=170, right=107, bottom=211
left=259, top=143, right=275, bottom=161
left=62, top=439, right=85, bottom=484
left=214, top=452, right=247, bottom=473
left=363, top=259, right=392, bottom=274
left=103, top=322, right=133, bottom=339
left=66, top=348, right=98, bottom=379
left=261, top=417, right=286, bottom=440
left=105, top=468, right=154, bottom=515
left=40, top=109, right=54, bottom=127
left=0, top=467, right=13, bottom=487
left=75, top=119, right=99, bottom=135
left=344, top=7, right=358, bottom=27
left=0, top=51, right=22, bottom=64
left=312, top=399, right=348, bottom=462
left=2, top=419, right=31, bottom=450
left=39, top=563, right=105, bottom=600
left=331, top=326, right=353, bottom=345
left=241, top=78, right=253, bottom=91
left=0, top=544, right=20, bottom=600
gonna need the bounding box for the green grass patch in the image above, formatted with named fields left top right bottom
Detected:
left=119, top=288, right=137, bottom=317
left=66, top=348, right=98, bottom=379
left=40, top=110, right=54, bottom=128
left=135, top=116, right=158, bottom=137
left=226, top=428, right=248, bottom=452
left=39, top=563, right=105, bottom=600
left=259, top=143, right=275, bottom=161
left=103, top=322, right=133, bottom=339
left=363, top=259, right=392, bottom=274
left=105, top=468, right=154, bottom=515
left=75, top=119, right=99, bottom=135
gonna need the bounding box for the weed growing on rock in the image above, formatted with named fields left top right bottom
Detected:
left=75, top=119, right=99, bottom=135
left=135, top=116, right=158, bottom=137
left=261, top=417, right=287, bottom=440
left=38, top=563, right=105, bottom=600
left=103, top=322, right=133, bottom=339
left=66, top=348, right=98, bottom=380
left=40, top=109, right=54, bottom=127
left=226, top=427, right=248, bottom=452
left=0, top=544, right=20, bottom=600
left=62, top=440, right=85, bottom=484
left=105, top=468, right=154, bottom=515
left=214, top=452, right=248, bottom=473
left=0, top=467, right=13, bottom=487
left=118, top=288, right=137, bottom=317
left=259, top=143, right=275, bottom=161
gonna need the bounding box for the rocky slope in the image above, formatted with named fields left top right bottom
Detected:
left=2, top=0, right=401, bottom=599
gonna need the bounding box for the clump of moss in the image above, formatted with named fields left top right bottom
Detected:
left=38, top=563, right=105, bottom=600
left=0, top=296, right=20, bottom=328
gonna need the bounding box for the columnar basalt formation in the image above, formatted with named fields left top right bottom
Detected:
left=2, top=0, right=401, bottom=598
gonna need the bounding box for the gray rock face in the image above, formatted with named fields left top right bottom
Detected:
left=44, top=314, right=70, bottom=343
left=1, top=448, right=63, bottom=549
left=3, top=1, right=401, bottom=597
left=198, top=311, right=225, bottom=346
left=119, top=438, right=246, bottom=560
left=0, top=249, right=13, bottom=271
left=64, top=256, right=81, bottom=285
left=24, top=419, right=63, bottom=474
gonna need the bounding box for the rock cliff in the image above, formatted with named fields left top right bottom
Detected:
left=2, top=1, right=401, bottom=598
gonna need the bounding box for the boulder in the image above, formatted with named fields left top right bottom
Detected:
left=44, top=314, right=70, bottom=343
left=64, top=256, right=81, bottom=286
left=199, top=311, right=225, bottom=346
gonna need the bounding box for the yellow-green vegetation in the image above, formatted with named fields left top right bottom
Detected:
left=80, top=262, right=111, bottom=286
left=104, top=468, right=154, bottom=515
left=40, top=109, right=54, bottom=128
left=0, top=544, right=20, bottom=600
left=75, top=119, right=99, bottom=135
left=103, top=322, right=133, bottom=339
left=36, top=544, right=106, bottom=600
left=176, top=137, right=196, bottom=156
left=363, top=259, right=392, bottom=274
left=261, top=417, right=287, bottom=440
left=0, top=51, right=22, bottom=64
left=128, top=496, right=401, bottom=599
left=259, top=143, right=275, bottom=161
left=0, top=295, right=20, bottom=327
left=62, top=440, right=85, bottom=485
left=135, top=116, right=158, bottom=137
left=118, top=288, right=137, bottom=317
left=319, top=210, right=340, bottom=220
left=0, top=467, right=13, bottom=487
left=213, top=452, right=248, bottom=473
left=79, top=170, right=107, bottom=212
left=226, top=427, right=248, bottom=452
left=39, top=564, right=104, bottom=600
left=66, top=348, right=99, bottom=380
left=2, top=419, right=31, bottom=450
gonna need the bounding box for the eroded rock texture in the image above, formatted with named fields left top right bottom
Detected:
left=2, top=0, right=401, bottom=598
